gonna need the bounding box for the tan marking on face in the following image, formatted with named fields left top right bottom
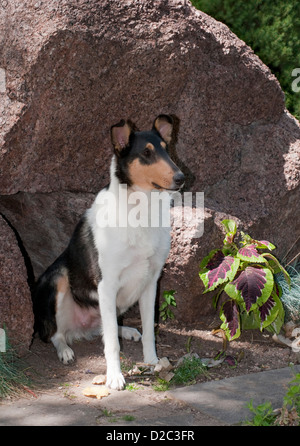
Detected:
left=128, top=158, right=175, bottom=190
left=160, top=141, right=166, bottom=149
left=146, top=142, right=155, bottom=151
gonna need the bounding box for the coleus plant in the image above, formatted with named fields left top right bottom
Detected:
left=199, top=219, right=290, bottom=341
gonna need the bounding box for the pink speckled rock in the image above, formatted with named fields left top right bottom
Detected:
left=0, top=215, right=33, bottom=352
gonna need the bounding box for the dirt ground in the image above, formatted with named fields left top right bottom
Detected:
left=1, top=311, right=299, bottom=426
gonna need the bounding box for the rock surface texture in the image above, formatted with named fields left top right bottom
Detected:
left=0, top=214, right=33, bottom=352
left=0, top=0, right=299, bottom=337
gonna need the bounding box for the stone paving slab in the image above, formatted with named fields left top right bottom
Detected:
left=1, top=366, right=299, bottom=426
left=168, top=366, right=300, bottom=425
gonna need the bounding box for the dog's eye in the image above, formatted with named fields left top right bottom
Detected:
left=143, top=148, right=152, bottom=157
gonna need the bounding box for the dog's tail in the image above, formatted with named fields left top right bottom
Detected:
left=32, top=260, right=63, bottom=343
left=32, top=278, right=57, bottom=343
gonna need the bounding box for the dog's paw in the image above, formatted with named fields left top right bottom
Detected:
left=58, top=346, right=75, bottom=365
left=143, top=355, right=159, bottom=365
left=119, top=326, right=142, bottom=342
left=106, top=372, right=126, bottom=390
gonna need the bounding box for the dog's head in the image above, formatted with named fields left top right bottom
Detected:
left=110, top=115, right=185, bottom=191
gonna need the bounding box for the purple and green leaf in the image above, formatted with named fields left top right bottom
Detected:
left=240, top=232, right=276, bottom=252
left=223, top=355, right=237, bottom=367
left=259, top=285, right=284, bottom=333
left=258, top=295, right=278, bottom=329
left=254, top=240, right=276, bottom=251
left=199, top=250, right=240, bottom=292
left=237, top=244, right=265, bottom=263
left=220, top=300, right=240, bottom=341
left=224, top=266, right=274, bottom=312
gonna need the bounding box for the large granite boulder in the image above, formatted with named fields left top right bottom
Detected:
left=0, top=0, right=299, bottom=326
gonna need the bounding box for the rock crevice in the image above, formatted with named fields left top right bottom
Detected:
left=0, top=210, right=35, bottom=291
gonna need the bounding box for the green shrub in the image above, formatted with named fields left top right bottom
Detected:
left=192, top=0, right=300, bottom=120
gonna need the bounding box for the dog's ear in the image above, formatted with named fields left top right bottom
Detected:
left=153, top=115, right=173, bottom=144
left=111, top=120, right=134, bottom=153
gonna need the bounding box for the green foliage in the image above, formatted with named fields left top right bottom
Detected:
left=125, top=383, right=140, bottom=391
left=278, top=373, right=300, bottom=425
left=171, top=356, right=209, bottom=385
left=0, top=329, right=31, bottom=398
left=283, top=373, right=300, bottom=411
left=152, top=378, right=171, bottom=392
left=153, top=356, right=209, bottom=390
left=191, top=0, right=300, bottom=120
left=245, top=372, right=300, bottom=426
left=160, top=290, right=177, bottom=321
left=199, top=219, right=289, bottom=341
left=245, top=400, right=277, bottom=426
left=122, top=415, right=135, bottom=422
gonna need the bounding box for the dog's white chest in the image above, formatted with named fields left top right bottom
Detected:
left=88, top=182, right=171, bottom=312
left=115, top=227, right=170, bottom=311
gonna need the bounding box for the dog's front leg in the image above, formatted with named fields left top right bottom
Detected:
left=98, top=281, right=125, bottom=390
left=139, top=281, right=159, bottom=365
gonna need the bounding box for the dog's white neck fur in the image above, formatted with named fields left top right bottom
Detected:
left=87, top=156, right=172, bottom=250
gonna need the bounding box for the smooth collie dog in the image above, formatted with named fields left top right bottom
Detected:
left=33, top=114, right=185, bottom=390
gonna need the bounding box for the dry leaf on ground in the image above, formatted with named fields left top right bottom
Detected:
left=82, top=385, right=110, bottom=400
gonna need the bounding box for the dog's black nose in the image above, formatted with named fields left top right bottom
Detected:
left=173, top=171, right=185, bottom=187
